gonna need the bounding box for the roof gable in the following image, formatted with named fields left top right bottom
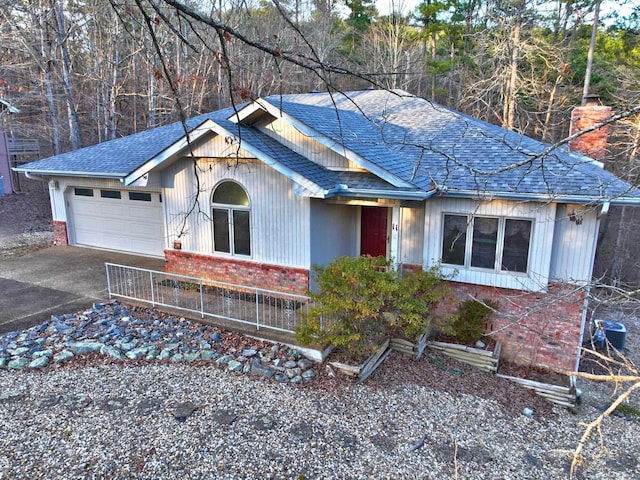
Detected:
left=264, top=89, right=640, bottom=204
left=14, top=88, right=640, bottom=205
left=232, top=96, right=416, bottom=190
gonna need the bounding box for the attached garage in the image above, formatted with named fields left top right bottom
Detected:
left=67, top=187, right=165, bottom=257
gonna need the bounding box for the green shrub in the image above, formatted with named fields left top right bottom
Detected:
left=451, top=298, right=498, bottom=343
left=295, top=256, right=452, bottom=362
left=616, top=404, right=640, bottom=420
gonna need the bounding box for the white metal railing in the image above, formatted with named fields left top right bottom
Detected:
left=105, top=263, right=313, bottom=334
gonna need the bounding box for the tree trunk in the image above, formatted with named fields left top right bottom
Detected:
left=504, top=20, right=521, bottom=130
left=35, top=3, right=60, bottom=155
left=53, top=0, right=83, bottom=150
left=542, top=73, right=563, bottom=141
left=430, top=31, right=436, bottom=101
left=582, top=0, right=600, bottom=104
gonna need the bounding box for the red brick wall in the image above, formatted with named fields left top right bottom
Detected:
left=53, top=220, right=68, bottom=246
left=164, top=250, right=310, bottom=296
left=568, top=105, right=612, bottom=161
left=446, top=282, right=583, bottom=373
left=402, top=265, right=584, bottom=372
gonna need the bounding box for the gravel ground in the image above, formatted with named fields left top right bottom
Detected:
left=0, top=309, right=638, bottom=480
left=0, top=358, right=638, bottom=480
left=1, top=193, right=639, bottom=479
left=0, top=192, right=53, bottom=258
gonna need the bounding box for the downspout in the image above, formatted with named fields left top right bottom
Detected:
left=24, top=172, right=45, bottom=181
left=573, top=201, right=610, bottom=385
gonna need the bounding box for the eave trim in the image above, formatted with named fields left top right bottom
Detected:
left=122, top=119, right=219, bottom=186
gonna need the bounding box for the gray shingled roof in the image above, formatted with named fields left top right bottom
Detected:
left=264, top=89, right=640, bottom=203
left=16, top=89, right=640, bottom=204
left=14, top=115, right=219, bottom=177
left=212, top=110, right=415, bottom=196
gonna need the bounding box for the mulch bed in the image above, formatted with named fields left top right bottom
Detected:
left=303, top=349, right=555, bottom=418
left=498, top=361, right=569, bottom=386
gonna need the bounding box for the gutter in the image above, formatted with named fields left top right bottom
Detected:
left=323, top=185, right=431, bottom=201
left=597, top=200, right=610, bottom=218
left=573, top=202, right=608, bottom=381
left=13, top=167, right=126, bottom=180
left=444, top=189, right=640, bottom=206
left=24, top=172, right=45, bottom=181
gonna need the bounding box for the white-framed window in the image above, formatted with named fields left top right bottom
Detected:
left=441, top=214, right=532, bottom=274
left=211, top=181, right=251, bottom=256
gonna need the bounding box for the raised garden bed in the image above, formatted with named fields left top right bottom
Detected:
left=329, top=329, right=430, bottom=382
left=427, top=340, right=501, bottom=373
left=498, top=361, right=576, bottom=408
left=327, top=333, right=577, bottom=409
left=429, top=335, right=576, bottom=408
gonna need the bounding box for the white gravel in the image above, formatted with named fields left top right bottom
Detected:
left=1, top=360, right=639, bottom=479
left=0, top=231, right=53, bottom=251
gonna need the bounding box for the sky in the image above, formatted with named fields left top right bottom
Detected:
left=376, top=0, right=419, bottom=17
left=374, top=0, right=638, bottom=23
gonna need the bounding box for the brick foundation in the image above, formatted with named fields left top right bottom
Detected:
left=445, top=282, right=583, bottom=373
left=402, top=265, right=584, bottom=372
left=53, top=221, right=68, bottom=246
left=164, top=250, right=310, bottom=296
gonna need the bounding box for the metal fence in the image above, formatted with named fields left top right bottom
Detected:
left=105, top=263, right=313, bottom=334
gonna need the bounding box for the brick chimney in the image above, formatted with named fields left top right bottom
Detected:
left=568, top=94, right=612, bottom=161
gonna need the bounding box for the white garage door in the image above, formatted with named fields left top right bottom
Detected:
left=68, top=187, right=165, bottom=257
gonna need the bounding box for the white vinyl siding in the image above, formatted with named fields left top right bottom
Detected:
left=399, top=204, right=425, bottom=266
left=424, top=197, right=556, bottom=292
left=257, top=118, right=358, bottom=170
left=550, top=204, right=600, bottom=283
left=184, top=133, right=257, bottom=159
left=163, top=156, right=311, bottom=269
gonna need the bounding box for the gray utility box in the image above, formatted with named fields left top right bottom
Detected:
left=593, top=319, right=627, bottom=351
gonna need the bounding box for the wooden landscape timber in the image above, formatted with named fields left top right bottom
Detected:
left=326, top=332, right=575, bottom=409
left=358, top=339, right=392, bottom=383
left=388, top=327, right=430, bottom=359
left=328, top=330, right=431, bottom=382
left=496, top=373, right=577, bottom=408
left=427, top=340, right=501, bottom=373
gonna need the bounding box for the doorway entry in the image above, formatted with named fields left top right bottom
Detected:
left=360, top=206, right=389, bottom=258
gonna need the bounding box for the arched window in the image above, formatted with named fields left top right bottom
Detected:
left=211, top=181, right=251, bottom=256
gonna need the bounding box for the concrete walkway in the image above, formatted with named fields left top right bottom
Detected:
left=0, top=246, right=165, bottom=335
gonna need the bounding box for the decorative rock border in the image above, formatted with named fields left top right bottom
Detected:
left=0, top=301, right=317, bottom=384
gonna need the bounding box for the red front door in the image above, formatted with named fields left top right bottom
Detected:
left=360, top=206, right=388, bottom=258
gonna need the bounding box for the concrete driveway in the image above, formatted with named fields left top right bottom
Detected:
left=0, top=246, right=165, bottom=335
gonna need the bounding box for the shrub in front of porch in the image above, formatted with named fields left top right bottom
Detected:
left=295, top=256, right=452, bottom=362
